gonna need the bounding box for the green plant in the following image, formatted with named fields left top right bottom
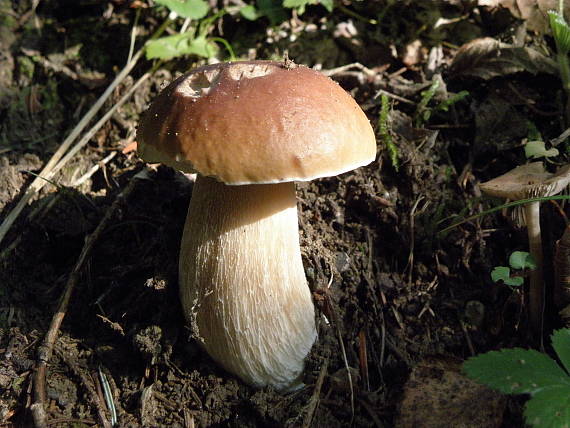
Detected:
left=524, top=121, right=560, bottom=159
left=378, top=94, right=399, bottom=171
left=282, top=0, right=333, bottom=14
left=145, top=0, right=235, bottom=60
left=464, top=329, right=570, bottom=428
left=491, top=251, right=537, bottom=287
left=239, top=0, right=333, bottom=24
left=548, top=4, right=570, bottom=124
left=413, top=78, right=469, bottom=127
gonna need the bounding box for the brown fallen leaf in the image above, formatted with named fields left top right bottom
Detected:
left=449, top=37, right=557, bottom=79
left=395, top=356, right=506, bottom=428
left=479, top=0, right=570, bottom=33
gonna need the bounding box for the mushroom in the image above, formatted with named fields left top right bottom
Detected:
left=137, top=61, right=377, bottom=390
left=479, top=162, right=570, bottom=333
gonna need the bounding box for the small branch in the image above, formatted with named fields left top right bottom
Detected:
left=56, top=347, right=112, bottom=428
left=30, top=171, right=143, bottom=427
left=301, top=358, right=329, bottom=428
left=0, top=47, right=144, bottom=246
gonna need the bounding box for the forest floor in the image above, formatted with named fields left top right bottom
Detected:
left=1, top=0, right=569, bottom=427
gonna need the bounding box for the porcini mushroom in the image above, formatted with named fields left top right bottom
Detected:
left=480, top=162, right=570, bottom=333
left=137, top=61, right=377, bottom=390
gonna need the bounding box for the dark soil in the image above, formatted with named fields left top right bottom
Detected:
left=1, top=1, right=568, bottom=427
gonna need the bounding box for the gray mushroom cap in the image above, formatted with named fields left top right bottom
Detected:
left=480, top=162, right=570, bottom=199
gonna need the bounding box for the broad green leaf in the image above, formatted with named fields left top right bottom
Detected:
left=283, top=0, right=310, bottom=7
left=524, top=140, right=559, bottom=159
left=552, top=329, right=570, bottom=375
left=185, top=35, right=219, bottom=58
left=463, top=348, right=570, bottom=395
left=509, top=251, right=537, bottom=270
left=504, top=276, right=524, bottom=286
left=146, top=34, right=191, bottom=60
left=145, top=34, right=218, bottom=60
left=154, top=0, right=209, bottom=19
left=283, top=0, right=310, bottom=14
left=491, top=266, right=521, bottom=285
left=526, top=121, right=542, bottom=141
left=240, top=5, right=260, bottom=20
left=319, top=0, right=334, bottom=12
left=524, top=385, right=570, bottom=428
left=549, top=10, right=570, bottom=55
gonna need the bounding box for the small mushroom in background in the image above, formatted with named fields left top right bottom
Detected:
left=137, top=61, right=377, bottom=391
left=479, top=162, right=570, bottom=333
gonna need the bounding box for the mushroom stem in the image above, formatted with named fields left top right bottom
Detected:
left=179, top=175, right=317, bottom=390
left=525, top=202, right=543, bottom=334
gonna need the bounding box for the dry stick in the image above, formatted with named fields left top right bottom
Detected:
left=56, top=347, right=112, bottom=428
left=0, top=13, right=173, bottom=247
left=301, top=358, right=329, bottom=428
left=54, top=73, right=151, bottom=175
left=30, top=173, right=142, bottom=428
left=0, top=48, right=143, bottom=246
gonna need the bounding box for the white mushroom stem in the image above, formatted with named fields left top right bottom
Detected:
left=524, top=202, right=543, bottom=333
left=179, top=175, right=317, bottom=390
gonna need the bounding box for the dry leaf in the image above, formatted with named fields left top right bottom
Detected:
left=449, top=37, right=557, bottom=79
left=479, top=0, right=570, bottom=33
left=395, top=357, right=505, bottom=428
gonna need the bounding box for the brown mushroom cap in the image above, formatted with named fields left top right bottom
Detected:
left=137, top=60, right=377, bottom=185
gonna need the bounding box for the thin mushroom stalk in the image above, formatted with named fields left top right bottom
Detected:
left=480, top=162, right=570, bottom=334
left=524, top=200, right=543, bottom=333
left=180, top=176, right=316, bottom=390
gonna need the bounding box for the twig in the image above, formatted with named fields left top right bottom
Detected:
left=72, top=151, right=117, bottom=187
left=56, top=347, right=111, bottom=428
left=374, top=89, right=415, bottom=106
left=30, top=171, right=143, bottom=428
left=358, top=329, right=369, bottom=391
left=460, top=320, right=476, bottom=357
left=358, top=398, right=383, bottom=428
left=0, top=48, right=144, bottom=246
left=301, top=358, right=329, bottom=428
left=324, top=297, right=355, bottom=422
left=321, top=62, right=376, bottom=77
left=127, top=8, right=141, bottom=65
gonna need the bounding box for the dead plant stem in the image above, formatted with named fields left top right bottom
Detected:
left=301, top=358, right=329, bottom=428
left=30, top=173, right=142, bottom=428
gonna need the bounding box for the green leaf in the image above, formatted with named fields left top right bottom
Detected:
left=524, top=385, right=570, bottom=428
left=319, top=0, right=334, bottom=12
left=491, top=266, right=523, bottom=286
left=509, top=251, right=537, bottom=270
left=524, top=140, right=559, bottom=159
left=283, top=0, right=310, bottom=14
left=504, top=276, right=524, bottom=286
left=463, top=348, right=570, bottom=395
left=549, top=10, right=570, bottom=55
left=435, top=90, right=469, bottom=112
left=257, top=0, right=288, bottom=25
left=186, top=35, right=219, bottom=58
left=527, top=121, right=542, bottom=141
left=240, top=5, right=260, bottom=20
left=378, top=94, right=399, bottom=171
left=283, top=0, right=333, bottom=14
left=154, top=0, right=209, bottom=19
left=552, top=329, right=570, bottom=375
left=145, top=34, right=218, bottom=60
